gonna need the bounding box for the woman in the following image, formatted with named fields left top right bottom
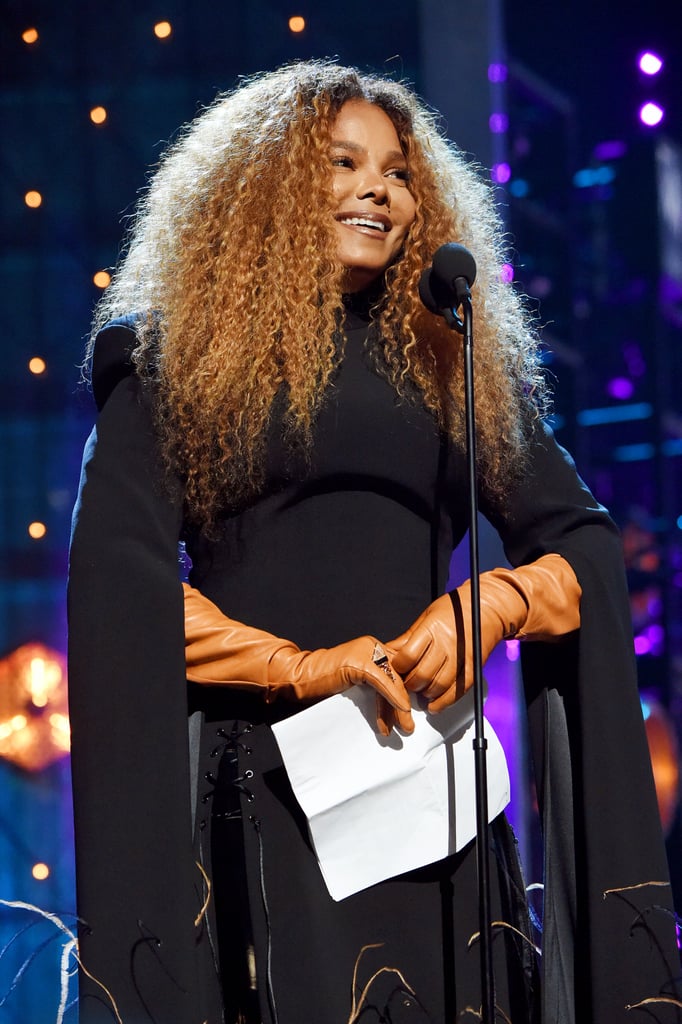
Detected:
left=68, top=61, right=679, bottom=1023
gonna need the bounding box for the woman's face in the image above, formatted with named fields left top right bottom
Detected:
left=330, top=100, right=416, bottom=292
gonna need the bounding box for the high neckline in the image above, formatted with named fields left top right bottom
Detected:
left=341, top=279, right=385, bottom=329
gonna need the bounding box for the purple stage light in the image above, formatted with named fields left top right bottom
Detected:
left=640, top=102, right=664, bottom=127
left=607, top=376, right=635, bottom=400
left=634, top=634, right=651, bottom=656
left=593, top=140, right=627, bottom=161
left=505, top=639, right=520, bottom=662
left=489, top=112, right=509, bottom=134
left=491, top=162, right=511, bottom=184
left=500, top=263, right=514, bottom=283
left=639, top=51, right=663, bottom=75
left=488, top=63, right=508, bottom=83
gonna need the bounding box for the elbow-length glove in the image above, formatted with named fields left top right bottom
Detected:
left=183, top=583, right=414, bottom=735
left=389, top=553, right=581, bottom=715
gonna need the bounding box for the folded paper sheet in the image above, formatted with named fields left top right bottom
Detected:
left=272, top=687, right=510, bottom=901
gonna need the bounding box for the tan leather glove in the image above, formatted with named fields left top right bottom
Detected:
left=388, top=553, right=581, bottom=715
left=183, top=583, right=414, bottom=735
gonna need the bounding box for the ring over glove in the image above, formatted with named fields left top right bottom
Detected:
left=388, top=552, right=582, bottom=718
left=183, top=583, right=414, bottom=735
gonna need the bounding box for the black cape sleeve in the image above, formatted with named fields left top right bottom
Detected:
left=486, top=419, right=681, bottom=1024
left=67, top=323, right=223, bottom=1022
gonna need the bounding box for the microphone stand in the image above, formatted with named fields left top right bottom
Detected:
left=447, top=282, right=496, bottom=1024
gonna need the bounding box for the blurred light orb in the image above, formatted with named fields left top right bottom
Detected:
left=29, top=357, right=46, bottom=375
left=640, top=102, right=664, bottom=127
left=25, top=190, right=42, bottom=209
left=93, top=270, right=111, bottom=289
left=639, top=51, right=663, bottom=75
left=634, top=634, right=650, bottom=655
left=491, top=162, right=511, bottom=184
left=488, top=63, right=508, bottom=83
left=0, top=644, right=70, bottom=771
left=289, top=15, right=305, bottom=32
left=593, top=139, right=627, bottom=161
left=32, top=863, right=50, bottom=881
left=22, top=27, right=39, bottom=44
left=154, top=21, right=172, bottom=39
left=642, top=696, right=680, bottom=834
left=90, top=106, right=107, bottom=125
left=509, top=178, right=530, bottom=198
left=28, top=521, right=47, bottom=539
left=607, top=376, right=635, bottom=400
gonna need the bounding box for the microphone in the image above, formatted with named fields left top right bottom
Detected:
left=419, top=243, right=477, bottom=332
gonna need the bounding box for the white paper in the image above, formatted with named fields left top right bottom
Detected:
left=272, top=687, right=510, bottom=901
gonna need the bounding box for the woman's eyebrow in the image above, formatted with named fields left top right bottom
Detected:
left=330, top=139, right=406, bottom=162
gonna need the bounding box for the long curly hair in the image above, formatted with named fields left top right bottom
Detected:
left=90, top=60, right=548, bottom=528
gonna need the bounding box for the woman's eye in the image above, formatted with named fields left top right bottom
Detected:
left=331, top=156, right=354, bottom=168
left=388, top=168, right=410, bottom=182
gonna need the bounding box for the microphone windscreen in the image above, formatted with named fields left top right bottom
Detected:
left=419, top=264, right=463, bottom=314
left=418, top=267, right=440, bottom=314
left=432, top=243, right=477, bottom=289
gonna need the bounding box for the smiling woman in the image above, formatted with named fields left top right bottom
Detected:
left=68, top=59, right=680, bottom=1024
left=330, top=100, right=416, bottom=291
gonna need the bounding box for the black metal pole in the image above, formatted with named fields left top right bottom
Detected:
left=460, top=292, right=495, bottom=1023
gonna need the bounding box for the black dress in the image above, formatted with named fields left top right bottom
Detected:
left=68, top=307, right=680, bottom=1023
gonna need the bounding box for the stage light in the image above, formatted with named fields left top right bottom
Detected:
left=488, top=63, right=507, bottom=83
left=607, top=377, right=635, bottom=400
left=593, top=140, right=627, bottom=161
left=640, top=102, right=664, bottom=127
left=22, top=27, right=39, bottom=45
left=32, top=863, right=50, bottom=881
left=25, top=190, right=42, bottom=209
left=641, top=695, right=680, bottom=834
left=29, top=357, right=46, bottom=375
left=0, top=644, right=70, bottom=772
left=505, top=639, right=520, bottom=662
left=93, top=270, right=111, bottom=289
left=154, top=20, right=172, bottom=39
left=634, top=634, right=651, bottom=655
left=573, top=166, right=616, bottom=188
left=489, top=112, right=508, bottom=134
left=28, top=521, right=47, bottom=539
left=577, top=402, right=652, bottom=426
left=491, top=162, right=511, bottom=184
left=289, top=15, right=305, bottom=32
left=508, top=179, right=529, bottom=198
left=639, top=51, right=663, bottom=76
left=90, top=106, right=107, bottom=125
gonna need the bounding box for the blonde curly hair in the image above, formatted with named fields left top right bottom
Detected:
left=91, top=60, right=547, bottom=528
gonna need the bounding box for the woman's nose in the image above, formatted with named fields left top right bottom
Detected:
left=356, top=171, right=389, bottom=204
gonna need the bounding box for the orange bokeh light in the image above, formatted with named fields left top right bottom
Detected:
left=22, top=28, right=39, bottom=45
left=0, top=644, right=70, bottom=771
left=289, top=15, right=305, bottom=32
left=93, top=270, right=111, bottom=289
left=28, top=522, right=47, bottom=539
left=29, top=357, right=47, bottom=375
left=25, top=191, right=42, bottom=209
left=32, top=863, right=50, bottom=881
left=154, top=21, right=172, bottom=39
left=90, top=106, right=107, bottom=125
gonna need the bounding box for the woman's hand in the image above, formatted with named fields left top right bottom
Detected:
left=387, top=554, right=582, bottom=715
left=184, top=583, right=414, bottom=735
